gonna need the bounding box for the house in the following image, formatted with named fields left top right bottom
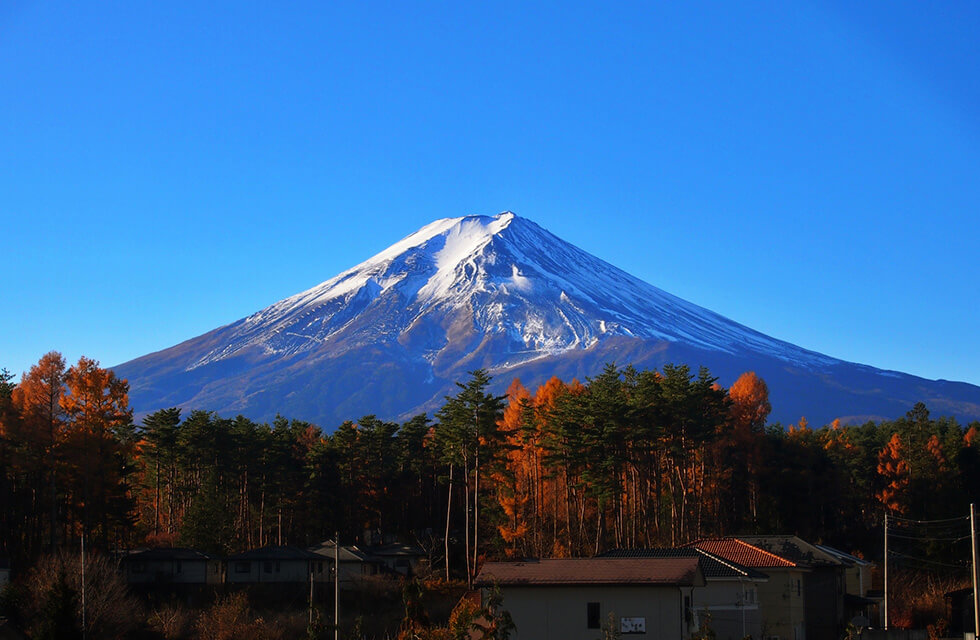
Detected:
left=813, top=544, right=879, bottom=627
left=363, top=542, right=427, bottom=576
left=308, top=540, right=385, bottom=585
left=945, top=587, right=975, bottom=637
left=604, top=548, right=769, bottom=640
left=226, top=545, right=321, bottom=584
left=475, top=556, right=705, bottom=640
left=689, top=538, right=808, bottom=640
left=121, top=548, right=222, bottom=585
left=741, top=536, right=847, bottom=640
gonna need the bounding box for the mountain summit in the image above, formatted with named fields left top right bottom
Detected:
left=114, top=212, right=980, bottom=427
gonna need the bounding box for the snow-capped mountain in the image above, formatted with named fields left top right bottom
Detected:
left=113, top=212, right=980, bottom=427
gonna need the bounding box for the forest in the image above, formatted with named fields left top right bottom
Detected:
left=2, top=351, right=980, bottom=602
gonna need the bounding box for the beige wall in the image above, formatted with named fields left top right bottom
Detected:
left=494, top=585, right=687, bottom=640
left=692, top=580, right=764, bottom=640
left=756, top=569, right=807, bottom=640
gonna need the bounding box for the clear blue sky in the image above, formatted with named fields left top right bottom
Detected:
left=2, top=1, right=979, bottom=387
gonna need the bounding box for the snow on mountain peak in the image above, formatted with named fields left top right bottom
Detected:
left=189, top=211, right=839, bottom=371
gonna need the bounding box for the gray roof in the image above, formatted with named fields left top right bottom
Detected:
left=601, top=548, right=768, bottom=581
left=309, top=540, right=379, bottom=563
left=123, top=548, right=214, bottom=562
left=813, top=544, right=873, bottom=567
left=227, top=545, right=320, bottom=561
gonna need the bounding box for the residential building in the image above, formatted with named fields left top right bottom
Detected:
left=475, top=556, right=705, bottom=640
left=121, top=548, right=222, bottom=585
left=604, top=548, right=769, bottom=640
left=308, top=540, right=385, bottom=585
left=689, top=538, right=808, bottom=640
left=741, top=536, right=847, bottom=640
left=226, top=545, right=321, bottom=584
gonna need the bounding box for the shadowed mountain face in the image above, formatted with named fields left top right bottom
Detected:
left=113, top=212, right=980, bottom=428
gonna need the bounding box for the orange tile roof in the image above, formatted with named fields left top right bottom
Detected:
left=687, top=538, right=796, bottom=568
left=475, top=557, right=703, bottom=587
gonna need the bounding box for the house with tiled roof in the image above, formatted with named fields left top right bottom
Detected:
left=741, top=536, right=849, bottom=640
left=475, top=557, right=705, bottom=640
left=688, top=538, right=808, bottom=640
left=603, top=548, right=769, bottom=640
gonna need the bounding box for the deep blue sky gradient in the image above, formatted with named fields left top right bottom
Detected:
left=2, top=1, right=979, bottom=389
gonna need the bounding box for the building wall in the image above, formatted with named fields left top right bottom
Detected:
left=756, top=568, right=806, bottom=640
left=311, top=559, right=380, bottom=585
left=126, top=559, right=209, bottom=584
left=803, top=567, right=844, bottom=640
left=227, top=559, right=310, bottom=583
left=692, top=580, right=763, bottom=640
left=494, top=585, right=686, bottom=640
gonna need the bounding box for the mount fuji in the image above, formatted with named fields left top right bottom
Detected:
left=113, top=212, right=980, bottom=427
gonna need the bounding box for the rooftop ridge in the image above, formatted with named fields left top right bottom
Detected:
left=687, top=537, right=797, bottom=568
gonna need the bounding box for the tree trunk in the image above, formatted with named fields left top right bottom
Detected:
left=444, top=463, right=454, bottom=581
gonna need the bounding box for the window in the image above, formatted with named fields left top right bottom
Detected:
left=131, top=562, right=145, bottom=574
left=235, top=562, right=249, bottom=574
left=318, top=562, right=323, bottom=574
left=587, top=602, right=601, bottom=629
left=275, top=561, right=281, bottom=573
left=796, top=579, right=801, bottom=596
left=263, top=561, right=273, bottom=574
left=175, top=560, right=182, bottom=574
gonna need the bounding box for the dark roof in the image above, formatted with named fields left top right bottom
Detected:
left=739, top=536, right=844, bottom=568
left=687, top=538, right=797, bottom=569
left=123, top=548, right=213, bottom=562
left=365, top=542, right=426, bottom=558
left=475, top=557, right=704, bottom=587
left=602, top=548, right=768, bottom=581
left=227, top=545, right=320, bottom=561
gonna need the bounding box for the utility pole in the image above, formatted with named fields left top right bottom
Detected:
left=884, top=512, right=888, bottom=630
left=971, top=504, right=979, bottom=639
left=335, top=532, right=340, bottom=640
left=308, top=559, right=314, bottom=631
left=81, top=532, right=87, bottom=640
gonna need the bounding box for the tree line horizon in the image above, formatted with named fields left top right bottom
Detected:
left=2, top=350, right=979, bottom=589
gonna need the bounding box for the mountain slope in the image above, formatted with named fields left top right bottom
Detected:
left=113, top=212, right=980, bottom=427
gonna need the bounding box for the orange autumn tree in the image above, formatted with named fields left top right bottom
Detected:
left=60, top=356, right=135, bottom=544
left=723, top=371, right=772, bottom=527
left=9, top=352, right=68, bottom=550
left=494, top=379, right=532, bottom=556
left=877, top=432, right=910, bottom=514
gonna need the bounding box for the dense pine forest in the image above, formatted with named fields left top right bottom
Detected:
left=3, top=351, right=980, bottom=585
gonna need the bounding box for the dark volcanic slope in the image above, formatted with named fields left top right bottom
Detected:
left=113, top=212, right=980, bottom=428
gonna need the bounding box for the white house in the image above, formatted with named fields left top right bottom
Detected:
left=226, top=545, right=321, bottom=584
